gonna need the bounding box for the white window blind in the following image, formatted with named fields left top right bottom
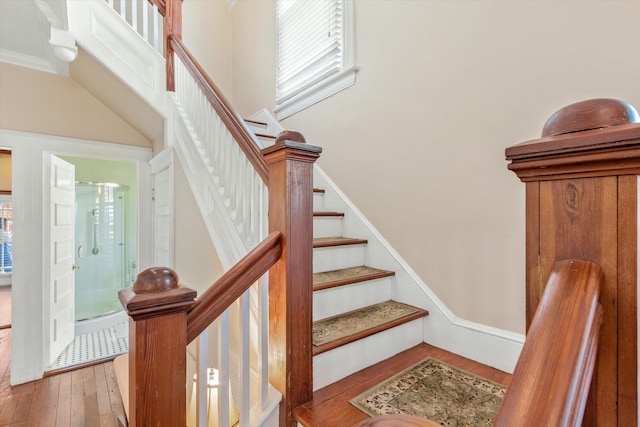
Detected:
left=275, top=0, right=355, bottom=119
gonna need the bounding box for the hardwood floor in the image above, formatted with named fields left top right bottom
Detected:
left=0, top=329, right=125, bottom=426
left=294, top=343, right=512, bottom=427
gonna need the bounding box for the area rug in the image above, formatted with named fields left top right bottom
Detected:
left=350, top=357, right=507, bottom=426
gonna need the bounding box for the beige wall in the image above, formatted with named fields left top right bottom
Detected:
left=182, top=0, right=235, bottom=101
left=0, top=62, right=151, bottom=147
left=231, top=0, right=640, bottom=334
left=174, top=160, right=224, bottom=294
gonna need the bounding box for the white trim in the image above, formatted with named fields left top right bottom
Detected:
left=249, top=109, right=525, bottom=373
left=67, top=0, right=167, bottom=116
left=0, top=49, right=57, bottom=74
left=274, top=0, right=356, bottom=120
left=0, top=129, right=152, bottom=385
left=313, top=166, right=525, bottom=373
left=274, top=66, right=356, bottom=120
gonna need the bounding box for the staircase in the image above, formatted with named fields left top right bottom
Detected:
left=62, top=2, right=525, bottom=424
left=245, top=120, right=429, bottom=392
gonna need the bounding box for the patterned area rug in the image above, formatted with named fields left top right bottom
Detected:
left=350, top=358, right=506, bottom=426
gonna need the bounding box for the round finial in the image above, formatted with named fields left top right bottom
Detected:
left=133, top=267, right=179, bottom=293
left=275, top=130, right=306, bottom=144
left=542, top=98, right=639, bottom=138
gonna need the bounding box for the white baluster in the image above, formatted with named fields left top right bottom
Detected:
left=131, top=0, right=138, bottom=32
left=141, top=0, right=149, bottom=42
left=218, top=310, right=231, bottom=427
left=240, top=290, right=251, bottom=425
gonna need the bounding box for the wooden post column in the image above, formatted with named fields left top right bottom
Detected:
left=165, top=0, right=182, bottom=91
left=506, top=99, right=640, bottom=426
left=119, top=267, right=196, bottom=427
left=262, top=131, right=321, bottom=427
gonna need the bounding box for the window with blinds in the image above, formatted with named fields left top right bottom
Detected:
left=275, top=0, right=355, bottom=119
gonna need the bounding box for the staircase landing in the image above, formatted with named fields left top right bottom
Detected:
left=294, top=343, right=511, bottom=427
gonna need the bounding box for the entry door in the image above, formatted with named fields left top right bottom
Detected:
left=48, top=155, right=76, bottom=365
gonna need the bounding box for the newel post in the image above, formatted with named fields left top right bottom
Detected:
left=165, top=0, right=182, bottom=91
left=262, top=131, right=321, bottom=427
left=118, top=267, right=197, bottom=427
left=506, top=99, right=640, bottom=426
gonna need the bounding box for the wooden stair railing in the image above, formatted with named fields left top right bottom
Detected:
left=168, top=34, right=269, bottom=184
left=185, top=231, right=282, bottom=342
left=493, top=259, right=603, bottom=426
left=115, top=2, right=322, bottom=426
left=119, top=135, right=320, bottom=427
left=118, top=231, right=283, bottom=426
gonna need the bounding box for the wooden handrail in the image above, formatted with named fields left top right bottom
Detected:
left=186, top=231, right=283, bottom=343
left=169, top=35, right=270, bottom=184
left=494, top=259, right=604, bottom=426
left=147, top=0, right=166, bottom=16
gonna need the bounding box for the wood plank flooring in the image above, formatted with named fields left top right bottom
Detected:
left=0, top=329, right=125, bottom=426
left=294, top=343, right=512, bottom=427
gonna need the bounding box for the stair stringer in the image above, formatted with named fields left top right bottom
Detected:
left=167, top=95, right=256, bottom=269
left=249, top=110, right=525, bottom=379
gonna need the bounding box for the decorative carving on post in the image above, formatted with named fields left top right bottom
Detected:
left=119, top=267, right=197, bottom=427
left=262, top=132, right=321, bottom=427
left=506, top=98, right=640, bottom=426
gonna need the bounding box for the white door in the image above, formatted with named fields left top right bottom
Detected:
left=48, top=155, right=76, bottom=365
left=150, top=149, right=174, bottom=267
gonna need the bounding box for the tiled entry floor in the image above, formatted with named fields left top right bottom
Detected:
left=47, top=321, right=128, bottom=370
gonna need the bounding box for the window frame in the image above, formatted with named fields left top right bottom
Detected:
left=274, top=0, right=356, bottom=120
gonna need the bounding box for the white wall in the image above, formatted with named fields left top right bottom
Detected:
left=231, top=0, right=640, bottom=334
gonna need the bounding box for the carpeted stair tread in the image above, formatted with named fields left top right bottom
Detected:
left=313, top=236, right=368, bottom=248
left=312, top=301, right=429, bottom=355
left=314, top=266, right=395, bottom=291
left=314, top=211, right=345, bottom=217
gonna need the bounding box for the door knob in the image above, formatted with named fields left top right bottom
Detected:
left=72, top=264, right=80, bottom=270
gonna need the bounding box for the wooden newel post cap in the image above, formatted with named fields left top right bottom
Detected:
left=133, top=267, right=179, bottom=293
left=542, top=98, right=639, bottom=137
left=119, top=267, right=196, bottom=318
left=275, top=130, right=306, bottom=144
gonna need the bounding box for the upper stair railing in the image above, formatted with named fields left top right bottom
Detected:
left=105, top=0, right=165, bottom=55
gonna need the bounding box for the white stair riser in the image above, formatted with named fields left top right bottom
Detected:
left=313, top=245, right=365, bottom=273
left=245, top=121, right=268, bottom=134
left=313, top=192, right=325, bottom=211
left=313, top=216, right=344, bottom=238
left=312, top=318, right=425, bottom=391
left=313, top=278, right=393, bottom=321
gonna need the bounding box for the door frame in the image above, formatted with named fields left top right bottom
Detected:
left=0, top=129, right=152, bottom=385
